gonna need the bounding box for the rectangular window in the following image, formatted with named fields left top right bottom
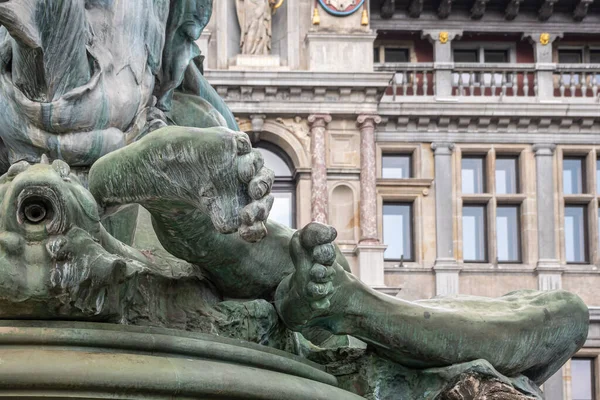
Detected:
left=496, top=157, right=519, bottom=194
left=382, top=154, right=412, bottom=179
left=572, top=358, right=595, bottom=400
left=385, top=48, right=409, bottom=63
left=484, top=49, right=509, bottom=63
left=559, top=49, right=584, bottom=64
left=565, top=205, right=588, bottom=263
left=496, top=206, right=521, bottom=262
left=454, top=49, right=479, bottom=63
left=463, top=205, right=487, bottom=262
left=383, top=203, right=413, bottom=261
left=591, top=50, right=600, bottom=64
left=564, top=157, right=586, bottom=195
left=462, top=156, right=486, bottom=194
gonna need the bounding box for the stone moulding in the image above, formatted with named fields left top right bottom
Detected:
left=0, top=321, right=361, bottom=400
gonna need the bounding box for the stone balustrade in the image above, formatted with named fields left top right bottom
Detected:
left=377, top=62, right=600, bottom=102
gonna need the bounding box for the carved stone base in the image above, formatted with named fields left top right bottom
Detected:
left=229, top=54, right=287, bottom=70
left=439, top=374, right=536, bottom=400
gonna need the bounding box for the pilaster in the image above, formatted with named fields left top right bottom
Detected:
left=431, top=142, right=460, bottom=296
left=356, top=115, right=386, bottom=288
left=422, top=30, right=463, bottom=98
left=308, top=114, right=332, bottom=224
left=523, top=33, right=563, bottom=100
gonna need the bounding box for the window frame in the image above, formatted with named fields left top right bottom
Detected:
left=381, top=153, right=413, bottom=179
left=451, top=42, right=517, bottom=64
left=564, top=156, right=588, bottom=195
left=374, top=44, right=412, bottom=64
left=462, top=203, right=489, bottom=263
left=564, top=204, right=590, bottom=265
left=571, top=357, right=597, bottom=400
left=461, top=155, right=488, bottom=194
left=382, top=202, right=415, bottom=262
left=254, top=141, right=297, bottom=229
left=495, top=155, right=520, bottom=195
left=495, top=204, right=522, bottom=264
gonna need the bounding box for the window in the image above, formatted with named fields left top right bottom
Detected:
left=383, top=203, right=413, bottom=261
left=559, top=49, right=584, bottom=64
left=496, top=206, right=521, bottom=262
left=496, top=157, right=519, bottom=194
left=462, top=156, right=486, bottom=194
left=454, top=49, right=479, bottom=63
left=565, top=205, right=588, bottom=263
left=463, top=205, right=487, bottom=262
left=572, top=358, right=595, bottom=400
left=382, top=154, right=412, bottom=179
left=591, top=50, right=600, bottom=64
left=484, top=49, right=509, bottom=63
left=255, top=143, right=296, bottom=229
left=563, top=157, right=586, bottom=195
left=374, top=46, right=409, bottom=64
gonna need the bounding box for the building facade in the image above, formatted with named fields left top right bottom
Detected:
left=200, top=1, right=600, bottom=398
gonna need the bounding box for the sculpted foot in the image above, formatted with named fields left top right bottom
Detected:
left=89, top=126, right=274, bottom=242
left=275, top=222, right=353, bottom=332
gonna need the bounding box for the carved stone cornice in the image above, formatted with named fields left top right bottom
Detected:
left=504, top=0, right=523, bottom=20
left=380, top=0, right=395, bottom=19
left=437, top=0, right=452, bottom=19
left=538, top=0, right=558, bottom=21
left=470, top=0, right=489, bottom=19
left=408, top=0, right=423, bottom=18
left=573, top=0, right=594, bottom=21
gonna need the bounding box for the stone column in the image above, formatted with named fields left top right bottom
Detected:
left=523, top=33, right=562, bottom=101
left=431, top=142, right=460, bottom=296
left=355, top=115, right=387, bottom=288
left=308, top=114, right=332, bottom=224
left=422, top=30, right=463, bottom=98
left=532, top=143, right=563, bottom=400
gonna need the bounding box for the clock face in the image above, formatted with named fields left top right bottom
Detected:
left=317, top=0, right=365, bottom=16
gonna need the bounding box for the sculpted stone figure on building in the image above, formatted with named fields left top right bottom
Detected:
left=0, top=1, right=590, bottom=399
left=236, top=0, right=283, bottom=55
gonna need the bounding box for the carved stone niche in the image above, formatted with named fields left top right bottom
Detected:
left=438, top=374, right=535, bottom=400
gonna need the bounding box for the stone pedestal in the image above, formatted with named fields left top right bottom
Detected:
left=306, top=33, right=377, bottom=73
left=0, top=321, right=361, bottom=399
left=229, top=54, right=287, bottom=70
left=355, top=244, right=388, bottom=288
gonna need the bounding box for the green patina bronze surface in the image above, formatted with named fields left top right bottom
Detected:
left=0, top=1, right=591, bottom=399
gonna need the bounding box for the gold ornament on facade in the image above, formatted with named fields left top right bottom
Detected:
left=361, top=9, right=369, bottom=26
left=439, top=31, right=449, bottom=44
left=312, top=7, right=321, bottom=25
left=540, top=33, right=550, bottom=45
left=270, top=0, right=284, bottom=13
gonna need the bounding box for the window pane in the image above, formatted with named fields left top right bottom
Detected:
left=383, top=204, right=413, bottom=261
left=496, top=206, right=520, bottom=262
left=563, top=158, right=585, bottom=195
left=382, top=155, right=411, bottom=179
left=591, top=50, right=600, bottom=64
left=270, top=192, right=293, bottom=228
left=454, top=49, right=479, bottom=63
left=484, top=50, right=509, bottom=63
left=462, top=157, right=486, bottom=194
left=572, top=358, right=594, bottom=400
left=559, top=49, right=583, bottom=64
left=384, top=48, right=409, bottom=63
left=565, top=206, right=588, bottom=263
left=374, top=47, right=380, bottom=63
left=496, top=157, right=518, bottom=194
left=256, top=147, right=292, bottom=178
left=463, top=205, right=487, bottom=262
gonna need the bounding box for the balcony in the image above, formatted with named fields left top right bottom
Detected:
left=377, top=62, right=600, bottom=103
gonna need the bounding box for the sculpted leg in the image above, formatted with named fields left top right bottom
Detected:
left=275, top=222, right=589, bottom=385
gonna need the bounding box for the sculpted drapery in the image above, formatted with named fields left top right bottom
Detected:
left=235, top=0, right=281, bottom=55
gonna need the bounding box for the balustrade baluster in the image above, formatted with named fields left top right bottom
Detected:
left=458, top=71, right=464, bottom=96
left=559, top=72, right=566, bottom=97
left=533, top=72, right=538, bottom=97
left=501, top=71, right=507, bottom=98
left=491, top=72, right=497, bottom=97
left=524, top=72, right=529, bottom=97
left=432, top=70, right=436, bottom=96
left=423, top=70, right=428, bottom=96
left=392, top=73, right=398, bottom=101
left=413, top=69, right=418, bottom=95
left=402, top=71, right=408, bottom=96
left=512, top=70, right=518, bottom=96
left=582, top=72, right=588, bottom=97
left=570, top=72, right=576, bottom=97
left=593, top=74, right=599, bottom=98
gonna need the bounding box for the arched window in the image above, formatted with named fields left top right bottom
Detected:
left=255, top=142, right=296, bottom=228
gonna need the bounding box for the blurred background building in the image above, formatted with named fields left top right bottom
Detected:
left=200, top=1, right=600, bottom=398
